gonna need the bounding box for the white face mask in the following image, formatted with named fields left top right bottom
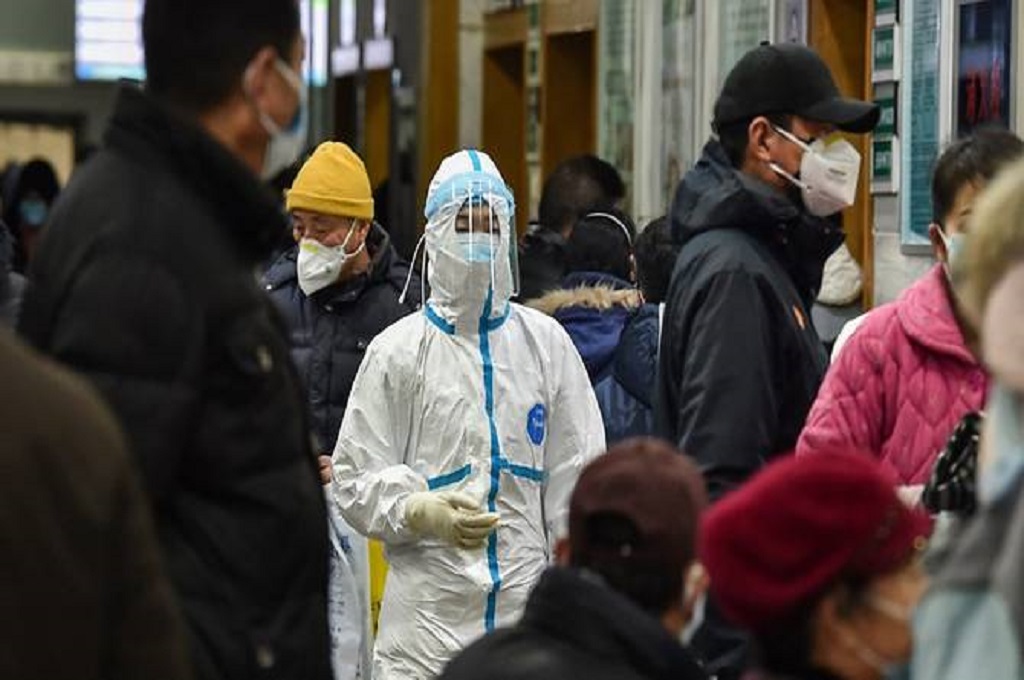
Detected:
left=255, top=59, right=308, bottom=180
left=679, top=563, right=707, bottom=645
left=296, top=228, right=365, bottom=296
left=770, top=127, right=862, bottom=217
left=453, top=232, right=500, bottom=263
left=938, top=230, right=967, bottom=280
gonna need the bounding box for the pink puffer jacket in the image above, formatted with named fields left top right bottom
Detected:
left=796, top=264, right=988, bottom=484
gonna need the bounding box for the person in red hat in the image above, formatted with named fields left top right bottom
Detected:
left=438, top=438, right=710, bottom=680
left=700, top=452, right=931, bottom=680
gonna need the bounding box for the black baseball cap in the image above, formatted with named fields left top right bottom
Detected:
left=713, top=42, right=880, bottom=134
left=569, top=438, right=707, bottom=572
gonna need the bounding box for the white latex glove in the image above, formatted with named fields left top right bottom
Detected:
left=403, top=491, right=499, bottom=549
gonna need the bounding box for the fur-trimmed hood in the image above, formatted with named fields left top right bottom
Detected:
left=528, top=272, right=641, bottom=383
left=528, top=285, right=642, bottom=317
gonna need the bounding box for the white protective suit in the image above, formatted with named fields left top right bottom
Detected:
left=332, top=149, right=605, bottom=680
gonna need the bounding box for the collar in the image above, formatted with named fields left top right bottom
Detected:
left=104, top=85, right=285, bottom=264
left=896, top=264, right=980, bottom=365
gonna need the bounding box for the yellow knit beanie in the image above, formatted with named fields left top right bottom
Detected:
left=286, top=142, right=374, bottom=220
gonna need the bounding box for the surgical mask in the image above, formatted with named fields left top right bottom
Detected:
left=679, top=592, right=706, bottom=645
left=938, top=230, right=966, bottom=280
left=19, top=198, right=48, bottom=227
left=770, top=127, right=862, bottom=217
left=679, top=563, right=706, bottom=645
left=296, top=229, right=364, bottom=296
left=256, top=59, right=308, bottom=180
left=454, top=232, right=499, bottom=263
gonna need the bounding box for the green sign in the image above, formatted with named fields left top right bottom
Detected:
left=873, top=25, right=897, bottom=79
left=874, top=91, right=897, bottom=136
left=872, top=137, right=897, bottom=194
left=875, top=0, right=897, bottom=18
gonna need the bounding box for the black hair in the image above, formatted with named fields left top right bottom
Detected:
left=538, top=155, right=626, bottom=235
left=718, top=113, right=794, bottom=169
left=143, top=0, right=301, bottom=113
left=931, top=127, right=1024, bottom=228
left=565, top=208, right=636, bottom=281
left=571, top=513, right=685, bottom=616
left=634, top=216, right=678, bottom=303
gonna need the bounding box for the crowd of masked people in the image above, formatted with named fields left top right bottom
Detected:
left=4, top=2, right=1024, bottom=680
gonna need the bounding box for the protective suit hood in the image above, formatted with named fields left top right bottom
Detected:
left=423, top=149, right=516, bottom=332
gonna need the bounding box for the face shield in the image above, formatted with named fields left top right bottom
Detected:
left=401, top=150, right=518, bottom=324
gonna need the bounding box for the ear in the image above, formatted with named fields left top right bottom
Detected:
left=928, top=222, right=948, bottom=264
left=554, top=538, right=572, bottom=567
left=748, top=116, right=776, bottom=164
left=242, top=46, right=280, bottom=104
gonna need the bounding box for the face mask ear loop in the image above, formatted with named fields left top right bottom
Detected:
left=769, top=161, right=809, bottom=191
left=399, top=231, right=427, bottom=306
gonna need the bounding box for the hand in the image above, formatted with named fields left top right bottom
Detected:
left=404, top=491, right=499, bottom=549
left=897, top=484, right=924, bottom=508
left=318, top=455, right=332, bottom=485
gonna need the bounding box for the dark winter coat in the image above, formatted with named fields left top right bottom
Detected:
left=439, top=567, right=708, bottom=680
left=263, top=224, right=419, bottom=451
left=593, top=303, right=660, bottom=444
left=654, top=140, right=841, bottom=680
left=655, top=140, right=837, bottom=501
left=18, top=86, right=330, bottom=680
left=529, top=271, right=641, bottom=383
left=0, top=329, right=191, bottom=680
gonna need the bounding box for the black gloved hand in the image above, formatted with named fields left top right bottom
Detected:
left=921, top=412, right=982, bottom=515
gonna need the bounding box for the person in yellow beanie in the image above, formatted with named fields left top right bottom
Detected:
left=265, top=140, right=419, bottom=455
left=262, top=141, right=420, bottom=680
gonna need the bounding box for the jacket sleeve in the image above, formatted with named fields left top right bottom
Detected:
left=543, top=330, right=607, bottom=544
left=331, top=337, right=427, bottom=545
left=912, top=590, right=1023, bottom=680
left=796, top=317, right=890, bottom=470
left=38, top=254, right=202, bottom=505
left=667, top=269, right=781, bottom=500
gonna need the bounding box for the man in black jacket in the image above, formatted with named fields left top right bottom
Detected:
left=264, top=141, right=420, bottom=479
left=439, top=438, right=709, bottom=680
left=18, top=1, right=330, bottom=679
left=654, top=42, right=878, bottom=680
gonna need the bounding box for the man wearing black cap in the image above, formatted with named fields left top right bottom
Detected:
left=437, top=438, right=710, bottom=680
left=654, top=43, right=878, bottom=679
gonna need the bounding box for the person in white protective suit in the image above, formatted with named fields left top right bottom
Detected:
left=331, top=148, right=606, bottom=680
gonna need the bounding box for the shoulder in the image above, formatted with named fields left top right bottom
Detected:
left=440, top=626, right=585, bottom=680
left=0, top=333, right=126, bottom=469
left=837, top=302, right=902, bottom=363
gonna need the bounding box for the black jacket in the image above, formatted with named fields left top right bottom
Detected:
left=263, top=224, right=419, bottom=451
left=440, top=567, right=708, bottom=680
left=655, top=141, right=837, bottom=501
left=19, top=86, right=330, bottom=680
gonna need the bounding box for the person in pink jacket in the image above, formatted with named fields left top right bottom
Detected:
left=797, top=129, right=1024, bottom=499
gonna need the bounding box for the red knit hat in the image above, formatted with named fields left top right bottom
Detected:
left=699, top=452, right=932, bottom=633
